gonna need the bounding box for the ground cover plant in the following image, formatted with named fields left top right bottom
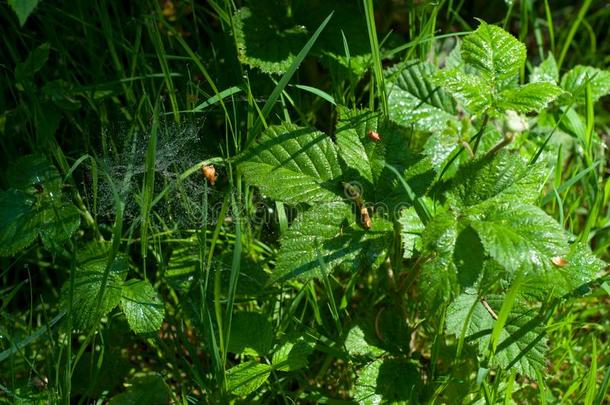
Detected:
left=0, top=0, right=609, bottom=403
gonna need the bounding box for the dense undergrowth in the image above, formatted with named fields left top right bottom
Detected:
left=1, top=0, right=609, bottom=403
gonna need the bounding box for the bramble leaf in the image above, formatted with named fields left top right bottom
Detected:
left=352, top=359, right=420, bottom=404
left=497, top=82, right=563, bottom=113
left=450, top=152, right=547, bottom=206
left=238, top=123, right=342, bottom=204
left=560, top=65, right=610, bottom=103
left=434, top=67, right=492, bottom=114
left=468, top=201, right=568, bottom=274
left=344, top=325, right=385, bottom=358
left=228, top=312, right=273, bottom=356
left=61, top=254, right=128, bottom=330
left=530, top=54, right=559, bottom=84
left=461, top=20, right=525, bottom=87
left=226, top=361, right=272, bottom=396
left=386, top=60, right=457, bottom=132
left=446, top=292, right=547, bottom=378
left=272, top=337, right=314, bottom=371
left=272, top=202, right=392, bottom=283
left=120, top=279, right=165, bottom=334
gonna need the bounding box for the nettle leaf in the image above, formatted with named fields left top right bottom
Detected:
left=228, top=312, right=273, bottom=356
left=272, top=336, right=314, bottom=371
left=467, top=201, right=568, bottom=274
left=530, top=54, right=559, bottom=84
left=497, top=82, right=563, bottom=113
left=560, top=65, right=610, bottom=103
left=0, top=155, right=80, bottom=256
left=461, top=20, right=525, bottom=87
left=352, top=359, right=420, bottom=404
left=399, top=206, right=424, bottom=259
left=61, top=254, right=128, bottom=330
left=386, top=60, right=457, bottom=132
left=451, top=151, right=547, bottom=206
left=446, top=292, right=547, bottom=378
left=120, top=279, right=164, bottom=334
left=335, top=108, right=384, bottom=185
left=226, top=361, right=272, bottom=396
left=272, top=202, right=392, bottom=283
left=238, top=123, right=342, bottom=205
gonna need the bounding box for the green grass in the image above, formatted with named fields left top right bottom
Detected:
left=0, top=0, right=609, bottom=403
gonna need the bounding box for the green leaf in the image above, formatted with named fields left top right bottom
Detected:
left=335, top=108, right=383, bottom=185
left=272, top=202, right=393, bottom=283
left=434, top=67, right=492, bottom=114
left=344, top=325, right=385, bottom=358
left=108, top=374, right=171, bottom=405
left=386, top=60, right=457, bottom=132
left=530, top=54, right=559, bottom=84
left=468, top=201, right=568, bottom=274
left=227, top=312, right=273, bottom=356
left=272, top=337, right=314, bottom=371
left=453, top=226, right=485, bottom=288
left=38, top=202, right=81, bottom=250
left=446, top=292, right=547, bottom=378
left=233, top=3, right=307, bottom=74
left=8, top=0, right=41, bottom=26
left=120, top=279, right=165, bottom=334
left=523, top=243, right=606, bottom=298
left=6, top=154, right=62, bottom=194
left=61, top=255, right=128, bottom=330
left=497, top=82, right=563, bottom=113
left=399, top=206, right=425, bottom=258
left=461, top=20, right=525, bottom=87
left=238, top=123, right=342, bottom=205
left=560, top=65, right=610, bottom=103
left=226, top=361, right=272, bottom=396
left=352, top=359, right=420, bottom=404
left=451, top=152, right=547, bottom=206
left=0, top=190, right=39, bottom=256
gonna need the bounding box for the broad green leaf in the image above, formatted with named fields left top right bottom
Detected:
left=0, top=191, right=80, bottom=256
left=272, top=337, right=314, bottom=371
left=530, top=54, right=559, bottom=84
left=238, top=123, right=342, bottom=205
left=228, top=312, right=273, bottom=356
left=461, top=20, right=525, bottom=87
left=352, top=359, right=420, bottom=404
left=450, top=152, right=547, bottom=206
left=8, top=0, right=41, bottom=26
left=120, top=279, right=165, bottom=334
left=453, top=226, right=485, bottom=288
left=386, top=60, right=457, bottom=132
left=6, top=154, right=62, bottom=194
left=399, top=206, right=424, bottom=258
left=344, top=325, right=384, bottom=358
left=108, top=374, right=171, bottom=405
left=232, top=0, right=370, bottom=76
left=233, top=1, right=309, bottom=74
left=335, top=108, right=384, bottom=185
left=446, top=292, right=547, bottom=378
left=61, top=255, right=128, bottom=330
left=522, top=243, right=606, bottom=298
left=421, top=122, right=461, bottom=172
left=272, top=202, right=392, bottom=283
left=226, top=361, right=271, bottom=396
left=0, top=190, right=39, bottom=256
left=434, top=67, right=492, bottom=114
left=468, top=202, right=568, bottom=274
left=497, top=82, right=563, bottom=113
left=560, top=65, right=610, bottom=103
